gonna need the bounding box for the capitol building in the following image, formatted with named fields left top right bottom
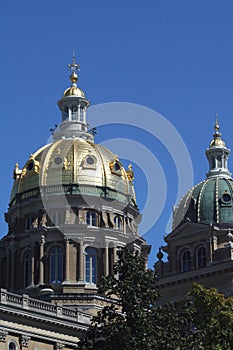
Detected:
left=1, top=56, right=233, bottom=349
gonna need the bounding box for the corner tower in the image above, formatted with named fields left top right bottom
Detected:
left=1, top=55, right=150, bottom=311
left=155, top=117, right=233, bottom=304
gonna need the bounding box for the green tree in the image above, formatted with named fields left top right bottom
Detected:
left=78, top=249, right=233, bottom=350
left=189, top=283, right=233, bottom=350
left=79, top=248, right=159, bottom=350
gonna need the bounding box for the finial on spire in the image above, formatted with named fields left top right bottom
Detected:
left=68, top=51, right=80, bottom=75
left=214, top=113, right=220, bottom=132
left=67, top=51, right=80, bottom=85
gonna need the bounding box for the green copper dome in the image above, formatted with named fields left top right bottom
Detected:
left=173, top=177, right=233, bottom=228
left=173, top=116, right=233, bottom=229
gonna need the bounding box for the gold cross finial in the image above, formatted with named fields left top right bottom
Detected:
left=68, top=51, right=80, bottom=74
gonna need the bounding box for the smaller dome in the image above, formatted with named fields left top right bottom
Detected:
left=173, top=177, right=233, bottom=229
left=209, top=137, right=226, bottom=148
left=209, top=115, right=226, bottom=148
left=63, top=72, right=85, bottom=98
left=63, top=86, right=85, bottom=98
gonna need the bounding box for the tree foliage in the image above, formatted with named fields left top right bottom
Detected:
left=78, top=248, right=233, bottom=350
left=188, top=283, right=233, bottom=349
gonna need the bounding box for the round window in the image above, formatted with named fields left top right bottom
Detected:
left=222, top=193, right=231, bottom=203
left=86, top=156, right=95, bottom=165
left=27, top=161, right=34, bottom=171
left=114, top=162, right=120, bottom=171
left=54, top=157, right=63, bottom=165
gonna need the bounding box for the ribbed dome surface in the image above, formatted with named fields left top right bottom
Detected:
left=173, top=177, right=233, bottom=229
left=10, top=138, right=136, bottom=206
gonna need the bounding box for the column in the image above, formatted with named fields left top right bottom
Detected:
left=39, top=235, right=45, bottom=285
left=104, top=244, right=109, bottom=276
left=65, top=238, right=70, bottom=282
left=10, top=248, right=16, bottom=290
left=79, top=240, right=84, bottom=281
left=6, top=250, right=10, bottom=290
left=30, top=245, right=35, bottom=286
left=112, top=245, right=117, bottom=275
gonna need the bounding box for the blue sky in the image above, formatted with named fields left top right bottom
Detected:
left=1, top=1, right=233, bottom=266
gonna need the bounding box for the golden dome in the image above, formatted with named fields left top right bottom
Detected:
left=209, top=115, right=226, bottom=148
left=10, top=138, right=136, bottom=207
left=63, top=72, right=85, bottom=98
left=63, top=86, right=85, bottom=98
left=209, top=137, right=226, bottom=148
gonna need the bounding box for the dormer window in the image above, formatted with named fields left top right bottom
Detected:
left=27, top=161, right=34, bottom=171
left=114, top=215, right=122, bottom=230
left=86, top=211, right=97, bottom=227
left=109, top=159, right=122, bottom=176
left=82, top=155, right=97, bottom=169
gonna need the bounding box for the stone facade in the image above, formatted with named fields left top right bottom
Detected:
left=0, top=288, right=91, bottom=349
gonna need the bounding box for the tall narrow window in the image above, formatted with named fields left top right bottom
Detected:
left=71, top=105, right=78, bottom=120
left=24, top=251, right=32, bottom=288
left=86, top=211, right=97, bottom=227
left=114, top=216, right=122, bottom=230
left=63, top=106, right=69, bottom=120
left=26, top=216, right=32, bottom=229
left=181, top=250, right=191, bottom=272
left=9, top=342, right=17, bottom=350
left=197, top=246, right=207, bottom=268
left=217, top=155, right=222, bottom=168
left=85, top=247, right=97, bottom=284
left=80, top=107, right=84, bottom=122
left=50, top=247, right=63, bottom=284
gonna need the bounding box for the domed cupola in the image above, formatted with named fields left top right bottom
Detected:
left=54, top=53, right=92, bottom=141
left=173, top=116, right=233, bottom=229
left=205, top=115, right=231, bottom=179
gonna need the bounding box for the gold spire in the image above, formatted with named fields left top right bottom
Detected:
left=209, top=114, right=226, bottom=148
left=214, top=113, right=220, bottom=132
left=68, top=51, right=80, bottom=84
left=63, top=52, right=85, bottom=98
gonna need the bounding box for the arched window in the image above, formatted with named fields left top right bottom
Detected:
left=217, top=155, right=222, bottom=168
left=86, top=211, right=97, bottom=227
left=9, top=342, right=17, bottom=350
left=51, top=212, right=62, bottom=226
left=85, top=247, right=97, bottom=284
left=211, top=156, right=215, bottom=169
left=197, top=246, right=207, bottom=268
left=63, top=106, right=69, bottom=120
left=80, top=107, right=84, bottom=122
left=24, top=251, right=31, bottom=288
left=114, top=216, right=122, bottom=230
left=26, top=216, right=32, bottom=229
left=71, top=105, right=78, bottom=120
left=181, top=249, right=191, bottom=272
left=50, top=247, right=63, bottom=284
